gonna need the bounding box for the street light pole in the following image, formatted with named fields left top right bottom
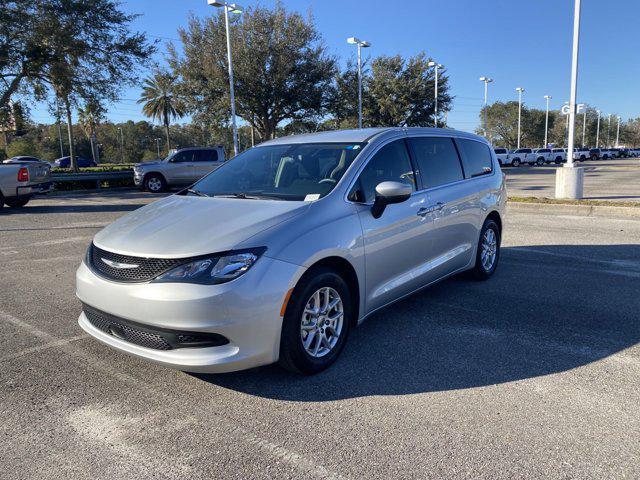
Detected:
left=544, top=95, right=552, bottom=147
left=208, top=1, right=243, bottom=155
left=555, top=0, right=584, bottom=199
left=615, top=115, right=621, bottom=147
left=429, top=61, right=443, bottom=127
left=582, top=108, right=587, bottom=147
left=596, top=110, right=601, bottom=147
left=479, top=77, right=493, bottom=138
left=347, top=37, right=371, bottom=129
left=516, top=87, right=525, bottom=149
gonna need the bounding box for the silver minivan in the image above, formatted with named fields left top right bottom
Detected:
left=77, top=128, right=506, bottom=374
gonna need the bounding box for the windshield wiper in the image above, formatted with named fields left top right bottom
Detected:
left=186, top=188, right=210, bottom=197
left=217, top=192, right=264, bottom=200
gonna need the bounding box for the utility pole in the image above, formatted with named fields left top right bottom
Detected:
left=544, top=95, right=552, bottom=147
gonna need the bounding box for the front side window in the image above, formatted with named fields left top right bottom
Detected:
left=494, top=148, right=507, bottom=154
left=408, top=137, right=464, bottom=189
left=189, top=143, right=364, bottom=201
left=171, top=151, right=194, bottom=163
left=456, top=139, right=494, bottom=178
left=350, top=139, right=415, bottom=203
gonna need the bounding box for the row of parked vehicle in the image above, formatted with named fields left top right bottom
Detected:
left=493, top=147, right=639, bottom=167
left=2, top=155, right=97, bottom=168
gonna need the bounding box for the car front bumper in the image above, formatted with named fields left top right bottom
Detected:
left=76, top=255, right=305, bottom=373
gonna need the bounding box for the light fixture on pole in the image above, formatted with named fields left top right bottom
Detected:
left=479, top=77, right=493, bottom=138
left=207, top=0, right=243, bottom=155
left=555, top=0, right=584, bottom=199
left=606, top=113, right=612, bottom=148
left=515, top=87, right=525, bottom=149
left=429, top=61, right=443, bottom=127
left=543, top=95, right=552, bottom=147
left=596, top=110, right=601, bottom=147
left=615, top=115, right=621, bottom=147
left=347, top=37, right=371, bottom=129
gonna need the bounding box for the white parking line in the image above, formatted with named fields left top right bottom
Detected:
left=0, top=236, right=92, bottom=251
left=0, top=309, right=344, bottom=479
left=0, top=334, right=87, bottom=362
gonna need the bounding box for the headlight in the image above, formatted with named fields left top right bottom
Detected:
left=153, top=248, right=265, bottom=285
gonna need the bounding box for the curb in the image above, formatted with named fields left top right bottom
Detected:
left=507, top=201, right=640, bottom=218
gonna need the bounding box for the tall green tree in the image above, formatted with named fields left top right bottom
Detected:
left=138, top=71, right=185, bottom=152
left=366, top=53, right=452, bottom=128
left=78, top=99, right=105, bottom=163
left=170, top=2, right=336, bottom=140
left=480, top=101, right=553, bottom=149
left=1, top=0, right=154, bottom=170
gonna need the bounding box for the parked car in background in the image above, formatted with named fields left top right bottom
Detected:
left=3, top=156, right=49, bottom=165
left=0, top=161, right=52, bottom=209
left=54, top=156, right=97, bottom=168
left=601, top=149, right=615, bottom=160
left=77, top=127, right=505, bottom=374
left=134, top=146, right=227, bottom=192
left=510, top=148, right=537, bottom=167
left=532, top=148, right=553, bottom=165
left=551, top=148, right=567, bottom=164
left=573, top=147, right=589, bottom=162
left=493, top=147, right=512, bottom=166
left=589, top=148, right=602, bottom=160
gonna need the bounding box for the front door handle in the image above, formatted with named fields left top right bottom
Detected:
left=417, top=203, right=446, bottom=217
left=417, top=207, right=430, bottom=217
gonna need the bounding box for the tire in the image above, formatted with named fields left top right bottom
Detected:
left=5, top=197, right=29, bottom=208
left=536, top=157, right=545, bottom=166
left=511, top=159, right=521, bottom=167
left=144, top=173, right=166, bottom=193
left=555, top=157, right=562, bottom=164
left=472, top=218, right=501, bottom=281
left=278, top=267, right=352, bottom=375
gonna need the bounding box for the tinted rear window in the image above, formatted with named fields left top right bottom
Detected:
left=408, top=137, right=464, bottom=189
left=456, top=139, right=494, bottom=178
left=494, top=148, right=507, bottom=154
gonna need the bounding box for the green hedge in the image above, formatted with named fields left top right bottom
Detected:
left=52, top=164, right=135, bottom=174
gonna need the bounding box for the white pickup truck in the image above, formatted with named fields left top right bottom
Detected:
left=509, top=148, right=538, bottom=167
left=0, top=161, right=52, bottom=209
left=551, top=148, right=567, bottom=164
left=493, top=148, right=512, bottom=166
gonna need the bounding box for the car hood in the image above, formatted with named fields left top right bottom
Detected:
left=136, top=161, right=164, bottom=168
left=93, top=195, right=310, bottom=257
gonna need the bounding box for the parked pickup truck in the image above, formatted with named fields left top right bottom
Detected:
left=493, top=148, right=512, bottom=166
left=509, top=148, right=538, bottom=167
left=551, top=148, right=567, bottom=163
left=0, top=161, right=52, bottom=209
left=134, top=146, right=227, bottom=192
left=532, top=148, right=554, bottom=164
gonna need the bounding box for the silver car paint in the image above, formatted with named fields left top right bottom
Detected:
left=77, top=127, right=505, bottom=372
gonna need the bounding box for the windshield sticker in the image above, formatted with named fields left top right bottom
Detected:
left=304, top=194, right=321, bottom=202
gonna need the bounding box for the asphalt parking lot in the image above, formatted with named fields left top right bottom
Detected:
left=504, top=157, right=640, bottom=202
left=2, top=191, right=640, bottom=479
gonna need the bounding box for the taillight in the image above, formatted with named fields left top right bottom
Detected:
left=17, top=167, right=29, bottom=182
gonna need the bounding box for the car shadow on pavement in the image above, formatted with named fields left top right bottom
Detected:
left=194, top=244, right=640, bottom=401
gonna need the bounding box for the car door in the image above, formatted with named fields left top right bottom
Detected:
left=350, top=138, right=433, bottom=313
left=407, top=136, right=477, bottom=279
left=192, top=149, right=223, bottom=182
left=166, top=150, right=196, bottom=184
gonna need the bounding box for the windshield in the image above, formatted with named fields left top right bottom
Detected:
left=186, top=143, right=365, bottom=201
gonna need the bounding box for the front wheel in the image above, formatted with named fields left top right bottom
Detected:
left=278, top=268, right=352, bottom=375
left=472, top=219, right=501, bottom=280
left=144, top=174, right=166, bottom=193
left=536, top=157, right=545, bottom=166
left=511, top=159, right=521, bottom=167
left=5, top=197, right=29, bottom=208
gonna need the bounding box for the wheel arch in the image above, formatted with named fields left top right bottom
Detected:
left=486, top=210, right=502, bottom=235
left=142, top=171, right=167, bottom=184
left=300, top=256, right=360, bottom=327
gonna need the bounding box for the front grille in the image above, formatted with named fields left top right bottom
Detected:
left=89, top=244, right=195, bottom=283
left=83, top=304, right=229, bottom=350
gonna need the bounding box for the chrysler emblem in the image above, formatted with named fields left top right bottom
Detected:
left=101, top=258, right=139, bottom=269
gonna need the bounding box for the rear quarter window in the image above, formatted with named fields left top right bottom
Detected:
left=455, top=138, right=494, bottom=178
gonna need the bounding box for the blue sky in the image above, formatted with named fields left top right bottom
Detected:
left=29, top=0, right=640, bottom=132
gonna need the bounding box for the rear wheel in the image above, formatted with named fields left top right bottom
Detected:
left=511, top=158, right=521, bottom=167
left=536, top=157, right=545, bottom=166
left=472, top=219, right=501, bottom=280
left=144, top=174, right=166, bottom=193
left=279, top=268, right=352, bottom=375
left=5, top=197, right=29, bottom=208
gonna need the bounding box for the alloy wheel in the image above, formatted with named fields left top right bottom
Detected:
left=480, top=228, right=498, bottom=272
left=300, top=287, right=344, bottom=358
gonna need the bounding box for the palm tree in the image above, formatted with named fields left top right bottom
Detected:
left=138, top=71, right=185, bottom=152
left=78, top=99, right=105, bottom=163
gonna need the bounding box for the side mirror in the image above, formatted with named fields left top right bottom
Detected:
left=371, top=181, right=412, bottom=218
